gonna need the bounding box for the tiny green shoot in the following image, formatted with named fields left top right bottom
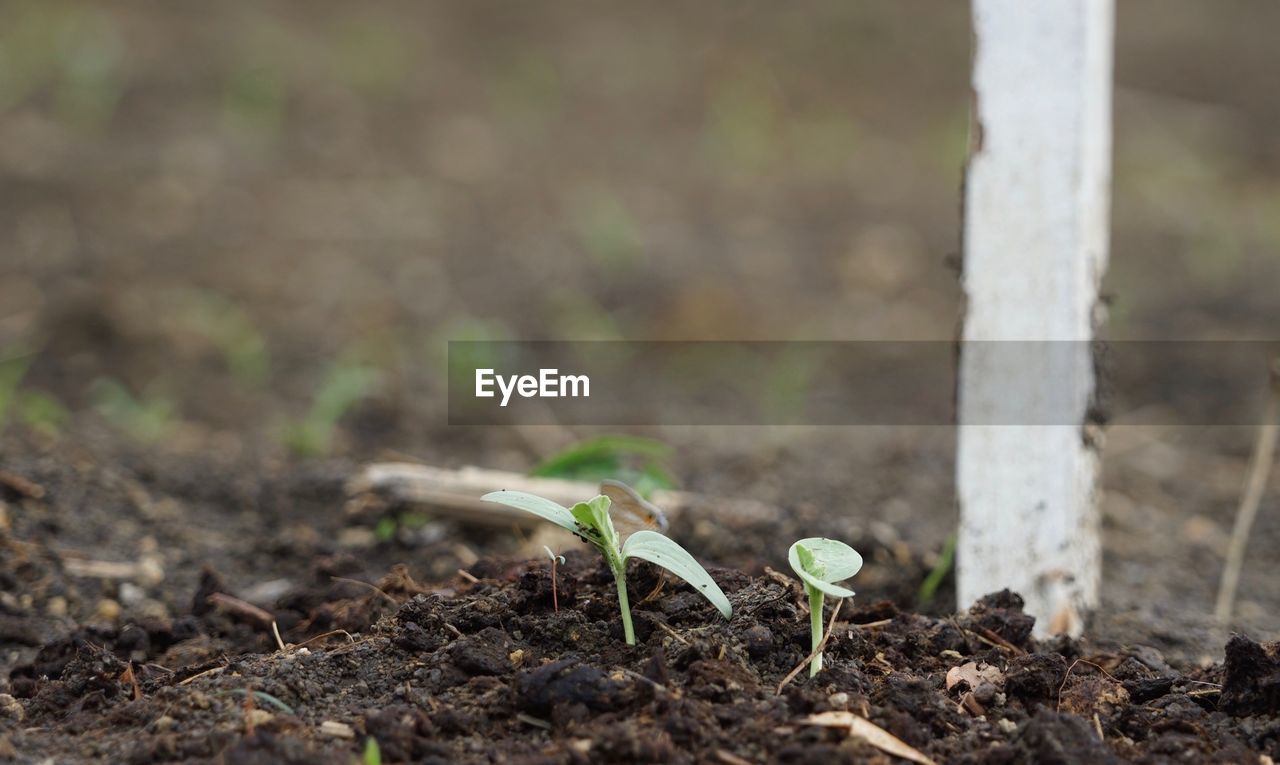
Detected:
left=0, top=351, right=68, bottom=436
left=281, top=360, right=382, bottom=457
left=361, top=736, right=382, bottom=765
left=483, top=486, right=731, bottom=644
left=544, top=545, right=566, bottom=613
left=917, top=533, right=957, bottom=608
left=788, top=538, right=862, bottom=677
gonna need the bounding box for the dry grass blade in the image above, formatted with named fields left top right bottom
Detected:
left=1216, top=358, right=1280, bottom=624
left=331, top=576, right=398, bottom=605
left=776, top=599, right=843, bottom=694
left=803, top=711, right=937, bottom=765
left=0, top=469, right=45, bottom=498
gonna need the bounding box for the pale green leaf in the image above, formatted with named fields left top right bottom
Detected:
left=789, top=538, right=862, bottom=599
left=482, top=490, right=579, bottom=534
left=623, top=530, right=732, bottom=618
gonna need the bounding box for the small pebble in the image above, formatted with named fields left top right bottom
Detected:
left=828, top=692, right=849, bottom=708
left=246, top=709, right=274, bottom=728
left=743, top=625, right=773, bottom=658
left=119, top=583, right=146, bottom=607
left=319, top=720, right=355, bottom=739
left=94, top=599, right=121, bottom=622
left=137, top=556, right=165, bottom=587
left=153, top=715, right=176, bottom=732
left=46, top=596, right=68, bottom=618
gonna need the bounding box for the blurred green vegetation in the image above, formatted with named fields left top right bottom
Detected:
left=330, top=17, right=412, bottom=99
left=0, top=3, right=124, bottom=131
left=488, top=52, right=561, bottom=137
left=175, top=290, right=271, bottom=389
left=0, top=351, right=68, bottom=436
left=281, top=358, right=383, bottom=457
left=90, top=378, right=178, bottom=444
left=917, top=533, right=956, bottom=608
left=702, top=63, right=780, bottom=177
left=221, top=61, right=286, bottom=138
left=532, top=434, right=676, bottom=497
left=569, top=188, right=643, bottom=271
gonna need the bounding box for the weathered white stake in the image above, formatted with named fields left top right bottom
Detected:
left=958, top=0, right=1113, bottom=635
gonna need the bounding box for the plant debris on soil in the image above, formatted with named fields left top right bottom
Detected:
left=3, top=446, right=1278, bottom=764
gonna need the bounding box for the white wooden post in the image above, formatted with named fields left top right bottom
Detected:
left=958, top=0, right=1113, bottom=636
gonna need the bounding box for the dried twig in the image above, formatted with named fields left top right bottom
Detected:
left=178, top=664, right=226, bottom=686
left=120, top=661, right=142, bottom=701
left=714, top=749, right=754, bottom=765
left=776, top=599, right=843, bottom=695
left=0, top=469, right=44, bottom=499
left=968, top=626, right=1027, bottom=656
left=1216, top=358, right=1280, bottom=624
left=653, top=620, right=691, bottom=647
left=206, top=592, right=274, bottom=628
left=803, top=711, right=936, bottom=765
left=348, top=463, right=777, bottom=531
left=293, top=629, right=356, bottom=649
left=331, top=576, right=398, bottom=605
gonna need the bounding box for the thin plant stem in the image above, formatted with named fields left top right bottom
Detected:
left=809, top=586, right=825, bottom=677
left=1216, top=359, right=1280, bottom=623
left=550, top=557, right=560, bottom=613
left=612, top=561, right=636, bottom=645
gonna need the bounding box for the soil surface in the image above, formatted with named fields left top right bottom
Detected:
left=3, top=437, right=1280, bottom=764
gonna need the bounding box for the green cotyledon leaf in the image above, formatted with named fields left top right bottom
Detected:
left=481, top=490, right=579, bottom=534
left=623, top=530, right=732, bottom=619
left=789, top=538, right=862, bottom=598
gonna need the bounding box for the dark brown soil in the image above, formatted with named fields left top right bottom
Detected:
left=3, top=440, right=1279, bottom=764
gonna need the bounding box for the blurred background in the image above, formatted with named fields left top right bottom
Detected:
left=2, top=1, right=1279, bottom=659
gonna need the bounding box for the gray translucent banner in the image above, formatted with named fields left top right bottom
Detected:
left=447, top=341, right=1280, bottom=426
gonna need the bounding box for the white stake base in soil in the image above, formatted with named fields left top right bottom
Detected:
left=958, top=0, right=1113, bottom=636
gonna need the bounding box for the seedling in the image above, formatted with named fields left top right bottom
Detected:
left=483, top=486, right=731, bottom=644
left=0, top=350, right=68, bottom=436
left=281, top=360, right=382, bottom=457
left=918, top=533, right=957, bottom=608
left=362, top=736, right=382, bottom=765
left=89, top=378, right=178, bottom=443
left=543, top=545, right=565, bottom=612
left=175, top=289, right=271, bottom=388
left=788, top=538, right=863, bottom=677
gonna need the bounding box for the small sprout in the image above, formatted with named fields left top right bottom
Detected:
left=788, top=538, right=862, bottom=677
left=543, top=545, right=565, bottom=613
left=281, top=360, right=381, bottom=457
left=917, top=533, right=957, bottom=608
left=89, top=378, right=178, bottom=443
left=362, top=736, right=382, bottom=765
left=0, top=350, right=67, bottom=436
left=483, top=483, right=731, bottom=645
